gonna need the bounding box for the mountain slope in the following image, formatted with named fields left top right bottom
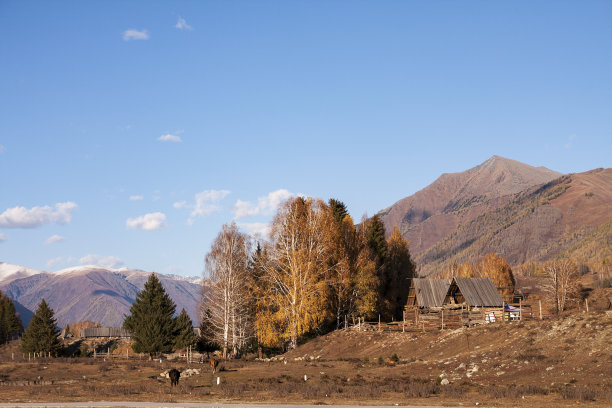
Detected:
left=0, top=265, right=204, bottom=327
left=0, top=262, right=44, bottom=284
left=415, top=168, right=612, bottom=275
left=378, top=156, right=561, bottom=255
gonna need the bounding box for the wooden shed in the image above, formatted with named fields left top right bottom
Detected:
left=80, top=327, right=131, bottom=338
left=405, top=278, right=451, bottom=309
left=444, top=277, right=503, bottom=308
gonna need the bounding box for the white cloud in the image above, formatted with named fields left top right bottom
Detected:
left=233, top=189, right=295, bottom=219
left=45, top=234, right=65, bottom=245
left=129, top=195, right=144, bottom=201
left=0, top=145, right=5, bottom=153
left=47, top=254, right=123, bottom=270
left=173, top=201, right=187, bottom=209
left=191, top=190, right=230, bottom=217
left=79, top=254, right=124, bottom=268
left=175, top=17, right=192, bottom=31
left=238, top=222, right=271, bottom=238
left=46, top=256, right=65, bottom=269
left=123, top=29, right=149, bottom=41
left=174, top=189, right=231, bottom=225
left=158, top=134, right=182, bottom=143
left=126, top=212, right=166, bottom=230
left=0, top=232, right=7, bottom=242
left=0, top=201, right=78, bottom=228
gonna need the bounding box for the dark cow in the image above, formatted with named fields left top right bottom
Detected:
left=168, top=368, right=180, bottom=386
left=209, top=358, right=219, bottom=374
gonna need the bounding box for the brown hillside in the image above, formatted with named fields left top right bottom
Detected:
left=378, top=156, right=560, bottom=255
left=417, top=169, right=612, bottom=275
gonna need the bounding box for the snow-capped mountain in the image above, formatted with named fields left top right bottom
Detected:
left=0, top=263, right=206, bottom=328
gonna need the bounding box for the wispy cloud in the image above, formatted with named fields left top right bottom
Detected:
left=0, top=232, right=7, bottom=243
left=175, top=17, right=192, bottom=31
left=0, top=202, right=78, bottom=228
left=238, top=222, right=271, bottom=238
left=0, top=145, right=5, bottom=153
left=126, top=212, right=166, bottom=230
left=174, top=189, right=230, bottom=225
left=158, top=133, right=182, bottom=143
left=129, top=195, right=144, bottom=201
left=564, top=134, right=576, bottom=149
left=45, top=234, right=65, bottom=245
left=46, top=256, right=65, bottom=269
left=233, top=189, right=295, bottom=219
left=123, top=29, right=149, bottom=41
left=47, top=254, right=124, bottom=270
left=79, top=254, right=124, bottom=268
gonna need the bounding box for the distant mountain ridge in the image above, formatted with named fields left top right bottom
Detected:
left=0, top=264, right=205, bottom=328
left=377, top=156, right=612, bottom=275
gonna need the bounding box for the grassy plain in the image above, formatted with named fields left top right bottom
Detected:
left=1, top=309, right=611, bottom=407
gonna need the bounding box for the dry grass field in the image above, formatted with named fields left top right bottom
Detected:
left=1, top=309, right=611, bottom=407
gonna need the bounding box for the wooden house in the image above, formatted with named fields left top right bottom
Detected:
left=444, top=277, right=503, bottom=308
left=405, top=278, right=451, bottom=309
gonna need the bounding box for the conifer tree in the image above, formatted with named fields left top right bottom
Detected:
left=123, top=274, right=177, bottom=356
left=174, top=308, right=197, bottom=349
left=21, top=299, right=62, bottom=355
left=385, top=227, right=416, bottom=320
left=366, top=215, right=387, bottom=265
left=329, top=198, right=348, bottom=225
left=1, top=292, right=24, bottom=344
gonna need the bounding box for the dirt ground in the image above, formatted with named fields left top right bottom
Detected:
left=1, top=310, right=611, bottom=407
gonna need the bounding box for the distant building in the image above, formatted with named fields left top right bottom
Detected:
left=80, top=327, right=131, bottom=338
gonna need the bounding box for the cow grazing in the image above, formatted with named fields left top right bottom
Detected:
left=168, top=368, right=180, bottom=386
left=209, top=358, right=219, bottom=374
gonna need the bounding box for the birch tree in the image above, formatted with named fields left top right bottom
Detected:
left=259, top=197, right=333, bottom=349
left=543, top=259, right=580, bottom=313
left=203, top=222, right=251, bottom=358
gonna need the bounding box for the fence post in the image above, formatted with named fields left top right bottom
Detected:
left=402, top=310, right=405, bottom=332
left=441, top=309, right=444, bottom=330
left=519, top=298, right=522, bottom=322
left=378, top=314, right=381, bottom=332
left=585, top=299, right=589, bottom=313
left=539, top=300, right=542, bottom=320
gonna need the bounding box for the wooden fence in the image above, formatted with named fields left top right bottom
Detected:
left=348, top=301, right=553, bottom=333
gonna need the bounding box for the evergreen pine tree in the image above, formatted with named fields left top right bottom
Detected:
left=365, top=215, right=391, bottom=319
left=123, top=274, right=177, bottom=356
left=366, top=215, right=387, bottom=264
left=173, top=308, right=197, bottom=349
left=328, top=198, right=348, bottom=225
left=21, top=299, right=62, bottom=355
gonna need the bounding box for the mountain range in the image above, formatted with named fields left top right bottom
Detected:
left=378, top=156, right=612, bottom=275
left=0, top=263, right=205, bottom=328
left=2, top=155, right=610, bottom=328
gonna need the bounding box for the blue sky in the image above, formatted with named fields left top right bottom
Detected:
left=1, top=1, right=610, bottom=277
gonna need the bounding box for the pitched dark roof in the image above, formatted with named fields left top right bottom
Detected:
left=410, top=278, right=451, bottom=308
left=449, top=277, right=503, bottom=307
left=80, top=327, right=131, bottom=338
